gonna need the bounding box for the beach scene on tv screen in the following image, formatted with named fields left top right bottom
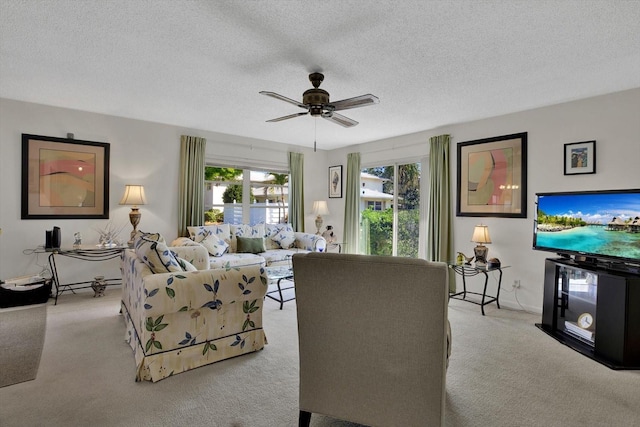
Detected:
left=536, top=192, right=640, bottom=261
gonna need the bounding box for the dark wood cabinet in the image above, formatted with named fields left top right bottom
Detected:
left=536, top=258, right=640, bottom=369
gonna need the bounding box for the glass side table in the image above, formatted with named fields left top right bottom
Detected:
left=448, top=263, right=509, bottom=315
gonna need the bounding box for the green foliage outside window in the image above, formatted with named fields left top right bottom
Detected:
left=222, top=185, right=255, bottom=204
left=204, top=209, right=224, bottom=224
left=362, top=208, right=419, bottom=257
left=205, top=167, right=242, bottom=181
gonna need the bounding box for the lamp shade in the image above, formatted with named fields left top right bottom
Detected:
left=471, top=225, right=491, bottom=244
left=312, top=200, right=330, bottom=216
left=119, top=185, right=147, bottom=206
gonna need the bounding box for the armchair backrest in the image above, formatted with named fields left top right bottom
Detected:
left=293, top=252, right=449, bottom=427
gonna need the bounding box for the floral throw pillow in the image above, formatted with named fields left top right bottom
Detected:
left=134, top=233, right=183, bottom=273
left=195, top=229, right=229, bottom=257
left=269, top=224, right=296, bottom=249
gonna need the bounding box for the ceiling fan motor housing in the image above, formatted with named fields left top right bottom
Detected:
left=303, top=88, right=330, bottom=115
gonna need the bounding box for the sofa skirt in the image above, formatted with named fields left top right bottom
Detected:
left=121, top=301, right=267, bottom=382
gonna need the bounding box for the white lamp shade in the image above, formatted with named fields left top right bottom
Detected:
left=471, top=225, right=491, bottom=244
left=119, top=185, right=147, bottom=206
left=312, top=200, right=330, bottom=216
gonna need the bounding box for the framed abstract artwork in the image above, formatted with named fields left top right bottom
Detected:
left=329, top=165, right=342, bottom=198
left=564, top=140, right=596, bottom=175
left=21, top=134, right=110, bottom=219
left=456, top=132, right=527, bottom=218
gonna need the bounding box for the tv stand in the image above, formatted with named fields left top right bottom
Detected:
left=536, top=258, right=640, bottom=369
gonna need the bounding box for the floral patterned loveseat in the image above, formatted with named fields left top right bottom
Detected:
left=171, top=223, right=326, bottom=270
left=121, top=239, right=268, bottom=382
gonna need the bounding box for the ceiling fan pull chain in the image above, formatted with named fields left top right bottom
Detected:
left=314, top=118, right=317, bottom=152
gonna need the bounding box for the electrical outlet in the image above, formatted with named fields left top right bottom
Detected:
left=512, top=279, right=521, bottom=289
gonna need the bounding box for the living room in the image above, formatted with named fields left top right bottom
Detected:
left=1, top=2, right=639, bottom=426
left=2, top=87, right=639, bottom=314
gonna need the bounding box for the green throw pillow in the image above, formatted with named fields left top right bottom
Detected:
left=236, top=236, right=265, bottom=254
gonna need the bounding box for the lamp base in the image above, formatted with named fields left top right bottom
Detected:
left=315, top=215, right=323, bottom=235
left=474, top=244, right=488, bottom=266
left=128, top=207, right=141, bottom=247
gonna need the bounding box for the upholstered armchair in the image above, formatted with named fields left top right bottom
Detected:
left=293, top=252, right=450, bottom=427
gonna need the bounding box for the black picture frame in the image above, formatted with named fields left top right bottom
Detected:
left=329, top=165, right=342, bottom=198
left=456, top=132, right=527, bottom=218
left=21, top=134, right=110, bottom=219
left=564, top=140, right=596, bottom=175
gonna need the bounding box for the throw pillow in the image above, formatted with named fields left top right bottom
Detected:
left=187, top=224, right=230, bottom=242
left=134, top=233, right=182, bottom=273
left=236, top=236, right=266, bottom=254
left=196, top=230, right=229, bottom=257
left=230, top=224, right=265, bottom=253
left=270, top=224, right=296, bottom=249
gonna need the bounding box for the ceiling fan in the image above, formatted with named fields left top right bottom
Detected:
left=260, top=72, right=379, bottom=128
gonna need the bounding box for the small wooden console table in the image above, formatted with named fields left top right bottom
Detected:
left=448, top=263, right=508, bottom=315
left=43, top=245, right=127, bottom=304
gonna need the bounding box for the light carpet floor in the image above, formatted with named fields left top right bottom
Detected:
left=0, top=303, right=47, bottom=388
left=0, top=289, right=638, bottom=426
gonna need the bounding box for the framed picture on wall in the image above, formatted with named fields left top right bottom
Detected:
left=21, top=134, right=110, bottom=219
left=329, top=165, right=342, bottom=198
left=456, top=132, right=527, bottom=218
left=564, top=140, right=596, bottom=175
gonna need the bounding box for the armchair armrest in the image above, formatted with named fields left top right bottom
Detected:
left=169, top=245, right=210, bottom=270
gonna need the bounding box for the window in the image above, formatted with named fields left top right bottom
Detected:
left=367, top=201, right=383, bottom=211
left=204, top=166, right=288, bottom=225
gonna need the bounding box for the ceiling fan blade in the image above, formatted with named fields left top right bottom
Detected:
left=329, top=94, right=379, bottom=111
left=260, top=91, right=307, bottom=109
left=266, top=112, right=308, bottom=123
left=322, top=112, right=358, bottom=127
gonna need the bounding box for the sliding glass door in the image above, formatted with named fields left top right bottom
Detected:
left=360, top=162, right=420, bottom=257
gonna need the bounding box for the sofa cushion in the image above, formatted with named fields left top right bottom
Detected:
left=237, top=237, right=266, bottom=254
left=171, top=237, right=201, bottom=247
left=187, top=224, right=230, bottom=243
left=207, top=253, right=266, bottom=270
left=134, top=233, right=182, bottom=274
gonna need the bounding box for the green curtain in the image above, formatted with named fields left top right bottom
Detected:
left=427, top=134, right=456, bottom=292
left=178, top=135, right=206, bottom=237
left=343, top=152, right=361, bottom=254
left=288, top=152, right=304, bottom=231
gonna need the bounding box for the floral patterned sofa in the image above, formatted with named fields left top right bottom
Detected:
left=171, top=223, right=326, bottom=270
left=121, top=234, right=268, bottom=382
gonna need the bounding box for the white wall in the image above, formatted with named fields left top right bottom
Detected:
left=327, top=88, right=640, bottom=312
left=0, top=98, right=325, bottom=284
left=2, top=88, right=638, bottom=311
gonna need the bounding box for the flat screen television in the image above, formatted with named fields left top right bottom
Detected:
left=533, top=189, right=640, bottom=269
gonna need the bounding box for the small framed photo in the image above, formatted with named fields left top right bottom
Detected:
left=564, top=140, right=596, bottom=175
left=329, top=165, right=342, bottom=198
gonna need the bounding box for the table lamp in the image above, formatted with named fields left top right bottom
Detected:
left=312, top=200, right=330, bottom=234
left=471, top=224, right=491, bottom=266
left=119, top=185, right=147, bottom=247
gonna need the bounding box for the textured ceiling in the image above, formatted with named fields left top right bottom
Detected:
left=1, top=1, right=639, bottom=150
